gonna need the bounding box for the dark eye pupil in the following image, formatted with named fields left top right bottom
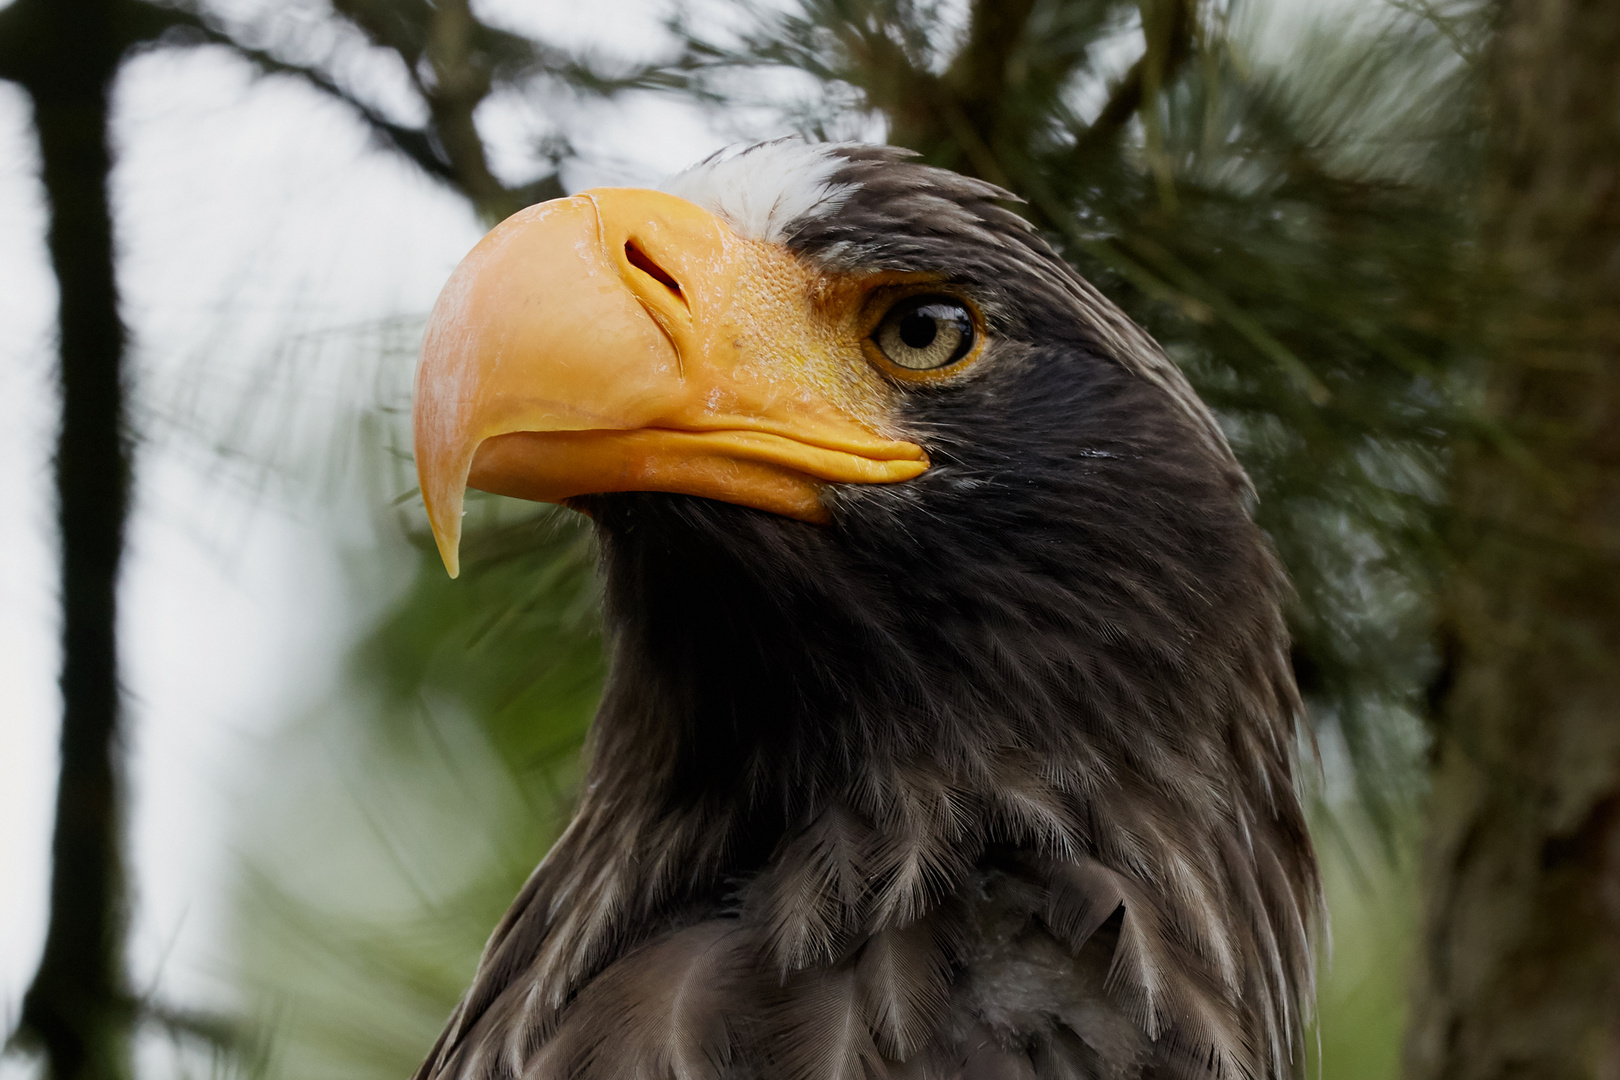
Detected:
left=899, top=314, right=937, bottom=349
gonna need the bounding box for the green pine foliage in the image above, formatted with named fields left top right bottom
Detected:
left=235, top=502, right=600, bottom=1080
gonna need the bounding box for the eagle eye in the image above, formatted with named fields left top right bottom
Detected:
left=871, top=295, right=977, bottom=372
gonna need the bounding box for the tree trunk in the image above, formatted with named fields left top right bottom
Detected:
left=1405, top=1, right=1620, bottom=1078
left=0, top=2, right=133, bottom=1078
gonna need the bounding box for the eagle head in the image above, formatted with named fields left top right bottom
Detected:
left=411, top=141, right=1319, bottom=1080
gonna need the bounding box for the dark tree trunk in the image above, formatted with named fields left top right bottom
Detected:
left=1405, top=1, right=1620, bottom=1078
left=0, top=2, right=133, bottom=1078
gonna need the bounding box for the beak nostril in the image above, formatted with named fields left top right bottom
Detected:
left=625, top=241, right=684, bottom=303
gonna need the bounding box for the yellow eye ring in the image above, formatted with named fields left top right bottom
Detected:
left=861, top=289, right=987, bottom=383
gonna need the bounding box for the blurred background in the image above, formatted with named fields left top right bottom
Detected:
left=7, top=0, right=1613, bottom=1078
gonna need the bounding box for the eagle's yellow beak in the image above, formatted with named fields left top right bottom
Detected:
left=413, top=189, right=929, bottom=577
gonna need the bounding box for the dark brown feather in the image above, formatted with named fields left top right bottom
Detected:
left=749, top=804, right=875, bottom=974
left=763, top=965, right=889, bottom=1080
left=534, top=921, right=753, bottom=1080
left=856, top=912, right=961, bottom=1060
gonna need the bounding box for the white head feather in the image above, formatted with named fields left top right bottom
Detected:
left=662, top=140, right=860, bottom=243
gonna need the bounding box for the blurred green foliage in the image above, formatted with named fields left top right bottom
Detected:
left=236, top=504, right=600, bottom=1080
left=355, top=507, right=603, bottom=768
left=1309, top=824, right=1419, bottom=1080
left=228, top=1, right=1487, bottom=1077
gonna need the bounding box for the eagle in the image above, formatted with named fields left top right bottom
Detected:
left=409, top=140, right=1319, bottom=1080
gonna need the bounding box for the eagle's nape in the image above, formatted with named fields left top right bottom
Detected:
left=409, top=140, right=1320, bottom=1080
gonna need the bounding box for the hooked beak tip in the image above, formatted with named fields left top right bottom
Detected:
left=437, top=538, right=462, bottom=580
left=423, top=481, right=465, bottom=579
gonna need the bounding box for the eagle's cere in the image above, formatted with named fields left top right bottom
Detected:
left=411, top=140, right=1320, bottom=1080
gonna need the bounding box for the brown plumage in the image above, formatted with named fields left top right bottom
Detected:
left=412, top=142, right=1320, bottom=1080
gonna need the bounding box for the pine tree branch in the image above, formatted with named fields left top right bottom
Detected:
left=196, top=28, right=459, bottom=186
left=945, top=0, right=1040, bottom=115
left=192, top=0, right=592, bottom=219
left=4, top=1, right=138, bottom=1076
left=1067, top=0, right=1196, bottom=162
